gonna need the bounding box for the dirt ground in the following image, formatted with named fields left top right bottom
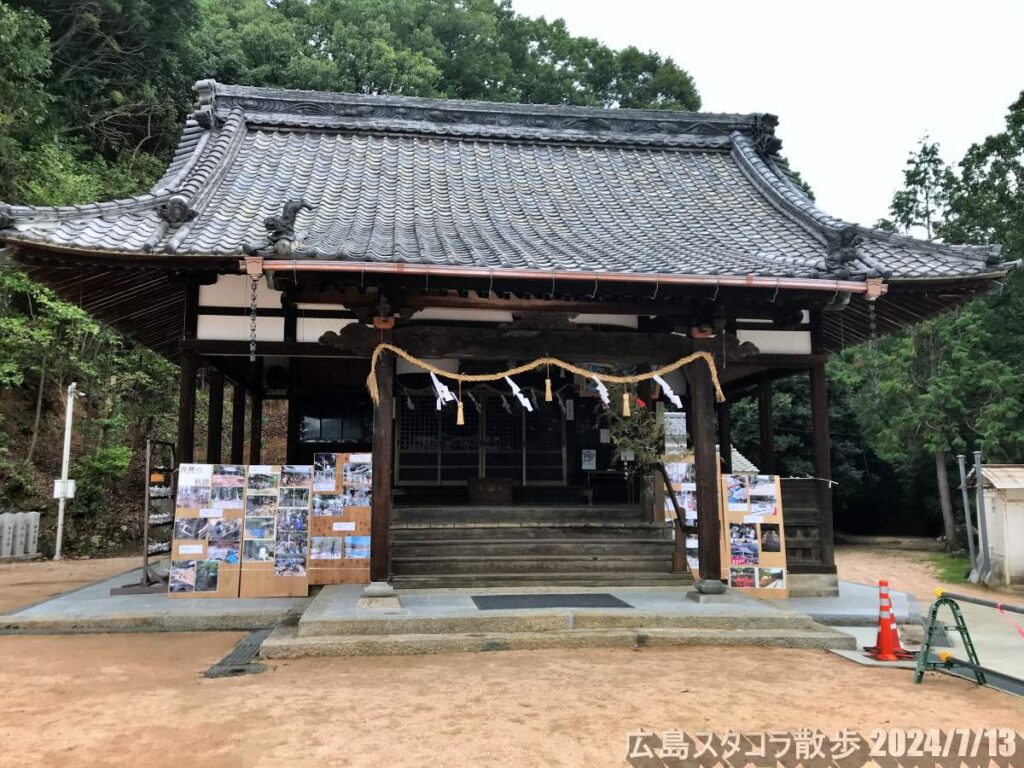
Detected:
left=0, top=550, right=1020, bottom=767
left=834, top=545, right=1014, bottom=602
left=0, top=556, right=138, bottom=613
left=0, top=634, right=1020, bottom=768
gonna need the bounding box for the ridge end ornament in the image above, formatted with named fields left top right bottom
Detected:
left=244, top=199, right=314, bottom=258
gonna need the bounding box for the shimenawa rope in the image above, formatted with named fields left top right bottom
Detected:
left=365, top=343, right=725, bottom=406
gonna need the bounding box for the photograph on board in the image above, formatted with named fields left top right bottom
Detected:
left=313, top=453, right=337, bottom=492
left=277, top=508, right=308, bottom=533
left=341, top=487, right=371, bottom=508
left=311, top=494, right=344, bottom=516
left=760, top=523, right=782, bottom=553
left=730, top=543, right=759, bottom=566
left=281, top=465, right=312, bottom=488
left=169, top=560, right=196, bottom=592
left=729, top=523, right=757, bottom=545
left=724, top=474, right=749, bottom=512
left=211, top=465, right=245, bottom=488
left=344, top=536, right=371, bottom=559
left=175, top=485, right=210, bottom=509
left=208, top=518, right=241, bottom=542
left=242, top=539, right=275, bottom=561
left=278, top=487, right=309, bottom=508
left=275, top=556, right=306, bottom=577
left=246, top=493, right=277, bottom=515
left=758, top=567, right=785, bottom=589
left=210, top=485, right=244, bottom=509
left=749, top=494, right=778, bottom=519
left=194, top=560, right=220, bottom=592
left=343, top=459, right=373, bottom=486
left=276, top=531, right=308, bottom=556
left=244, top=516, right=275, bottom=540
left=173, top=517, right=209, bottom=541
left=207, top=540, right=240, bottom=564
left=729, top=566, right=756, bottom=588
left=311, top=536, right=344, bottom=560
left=247, top=467, right=279, bottom=491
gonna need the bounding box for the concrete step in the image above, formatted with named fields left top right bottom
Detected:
left=391, top=538, right=676, bottom=558
left=392, top=523, right=672, bottom=540
left=297, top=608, right=823, bottom=638
left=393, top=505, right=646, bottom=525
left=262, top=625, right=857, bottom=658
left=392, top=554, right=672, bottom=576
left=391, top=571, right=691, bottom=589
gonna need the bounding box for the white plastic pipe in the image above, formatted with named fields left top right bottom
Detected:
left=53, top=381, right=77, bottom=560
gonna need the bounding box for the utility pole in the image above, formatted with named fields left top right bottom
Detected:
left=54, top=381, right=83, bottom=560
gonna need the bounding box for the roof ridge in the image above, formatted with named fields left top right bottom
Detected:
left=191, top=79, right=775, bottom=149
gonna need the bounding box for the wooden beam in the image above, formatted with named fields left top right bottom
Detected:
left=206, top=369, right=224, bottom=463
left=230, top=382, right=246, bottom=464
left=370, top=342, right=395, bottom=583
left=685, top=360, right=722, bottom=585
left=758, top=380, right=777, bottom=474
left=809, top=363, right=835, bottom=570
left=177, top=352, right=198, bottom=464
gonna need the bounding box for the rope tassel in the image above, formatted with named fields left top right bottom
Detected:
left=622, top=391, right=631, bottom=417
left=545, top=377, right=552, bottom=402
left=456, top=399, right=465, bottom=426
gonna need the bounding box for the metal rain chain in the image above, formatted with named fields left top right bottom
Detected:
left=248, top=276, right=259, bottom=363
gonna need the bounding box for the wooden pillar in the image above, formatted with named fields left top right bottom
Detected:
left=230, top=382, right=246, bottom=464
left=206, top=369, right=224, bottom=464
left=685, top=360, right=722, bottom=586
left=757, top=380, right=776, bottom=474
left=809, top=363, right=835, bottom=569
left=176, top=352, right=198, bottom=464
left=249, top=394, right=263, bottom=464
left=370, top=348, right=395, bottom=583
left=717, top=402, right=732, bottom=473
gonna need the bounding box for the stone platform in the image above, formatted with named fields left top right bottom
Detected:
left=259, top=584, right=856, bottom=658
left=0, top=567, right=305, bottom=633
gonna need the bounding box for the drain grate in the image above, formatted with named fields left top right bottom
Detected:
left=204, top=629, right=272, bottom=678
left=472, top=593, right=632, bottom=610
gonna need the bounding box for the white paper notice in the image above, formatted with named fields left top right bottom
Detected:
left=581, top=449, right=596, bottom=471
left=599, top=428, right=610, bottom=444
left=332, top=521, right=356, bottom=531
left=199, top=508, right=223, bottom=518
left=178, top=544, right=203, bottom=555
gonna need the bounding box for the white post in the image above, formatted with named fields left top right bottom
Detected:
left=54, top=381, right=77, bottom=560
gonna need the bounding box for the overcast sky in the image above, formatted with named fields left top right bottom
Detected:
left=511, top=0, right=1024, bottom=228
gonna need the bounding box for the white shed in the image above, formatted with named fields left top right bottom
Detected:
left=972, top=465, right=1024, bottom=586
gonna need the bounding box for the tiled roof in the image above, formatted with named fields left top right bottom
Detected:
left=0, top=80, right=1006, bottom=283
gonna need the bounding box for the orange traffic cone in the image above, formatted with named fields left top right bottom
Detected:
left=864, top=580, right=914, bottom=661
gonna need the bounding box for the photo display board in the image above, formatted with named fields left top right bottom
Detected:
left=239, top=464, right=314, bottom=597
left=662, top=456, right=701, bottom=572
left=168, top=464, right=245, bottom=599
left=720, top=473, right=788, bottom=599
left=308, top=452, right=372, bottom=586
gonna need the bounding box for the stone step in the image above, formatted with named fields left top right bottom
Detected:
left=391, top=571, right=691, bottom=589
left=391, top=538, right=676, bottom=558
left=392, top=523, right=672, bottom=540
left=393, top=505, right=647, bottom=525
left=297, top=608, right=822, bottom=638
left=261, top=625, right=857, bottom=659
left=392, top=554, right=672, bottom=576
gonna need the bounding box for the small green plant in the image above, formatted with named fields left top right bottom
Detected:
left=598, top=384, right=665, bottom=481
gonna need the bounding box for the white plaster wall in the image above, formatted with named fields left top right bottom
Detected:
left=298, top=317, right=354, bottom=343
left=413, top=308, right=515, bottom=323
left=736, top=329, right=812, bottom=355
left=196, top=315, right=284, bottom=341
left=199, top=274, right=283, bottom=309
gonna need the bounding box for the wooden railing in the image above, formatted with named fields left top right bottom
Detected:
left=656, top=462, right=698, bottom=574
